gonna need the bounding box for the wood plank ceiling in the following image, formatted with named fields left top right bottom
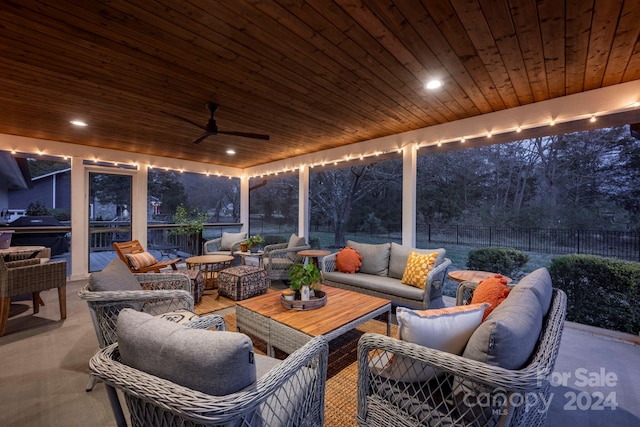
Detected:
left=0, top=0, right=639, bottom=169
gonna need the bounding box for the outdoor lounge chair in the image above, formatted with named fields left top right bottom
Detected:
left=263, top=234, right=310, bottom=281
left=113, top=239, right=181, bottom=273
left=357, top=272, right=567, bottom=427
left=90, top=312, right=329, bottom=427
left=78, top=263, right=225, bottom=425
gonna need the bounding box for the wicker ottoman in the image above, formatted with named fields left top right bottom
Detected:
left=218, top=266, right=269, bottom=301
left=181, top=269, right=204, bottom=304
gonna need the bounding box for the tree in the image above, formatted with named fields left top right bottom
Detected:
left=311, top=164, right=375, bottom=247
left=148, top=169, right=187, bottom=218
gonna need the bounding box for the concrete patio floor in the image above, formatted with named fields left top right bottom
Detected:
left=1, top=277, right=638, bottom=426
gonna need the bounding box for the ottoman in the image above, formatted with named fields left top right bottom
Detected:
left=218, top=266, right=269, bottom=301
left=181, top=269, right=204, bottom=304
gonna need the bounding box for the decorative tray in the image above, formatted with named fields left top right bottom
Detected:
left=281, top=290, right=327, bottom=310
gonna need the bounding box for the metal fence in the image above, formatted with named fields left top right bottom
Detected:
left=419, top=224, right=640, bottom=261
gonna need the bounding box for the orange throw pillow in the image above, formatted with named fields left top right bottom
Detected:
left=470, top=274, right=510, bottom=321
left=335, top=247, right=362, bottom=274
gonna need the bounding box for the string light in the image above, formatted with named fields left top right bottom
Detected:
left=9, top=105, right=637, bottom=178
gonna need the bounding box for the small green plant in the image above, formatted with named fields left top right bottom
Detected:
left=244, top=234, right=264, bottom=249
left=288, top=263, right=321, bottom=291
left=173, top=204, right=207, bottom=236
left=466, top=247, right=529, bottom=279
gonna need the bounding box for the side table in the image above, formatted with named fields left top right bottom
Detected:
left=236, top=250, right=265, bottom=268
left=186, top=255, right=234, bottom=289
left=447, top=270, right=512, bottom=284
left=297, top=249, right=331, bottom=270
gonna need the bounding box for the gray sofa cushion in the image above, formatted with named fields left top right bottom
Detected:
left=463, top=284, right=543, bottom=369
left=346, top=240, right=391, bottom=276
left=388, top=243, right=446, bottom=279
left=220, top=232, right=246, bottom=251
left=515, top=267, right=553, bottom=316
left=88, top=258, right=141, bottom=291
left=117, top=309, right=256, bottom=396
left=323, top=271, right=424, bottom=302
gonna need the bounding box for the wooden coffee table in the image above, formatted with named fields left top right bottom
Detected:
left=186, top=255, right=234, bottom=289
left=236, top=286, right=391, bottom=356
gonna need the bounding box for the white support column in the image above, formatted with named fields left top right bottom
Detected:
left=131, top=166, right=148, bottom=245
left=70, top=157, right=88, bottom=281
left=299, top=165, right=310, bottom=240
left=402, top=145, right=417, bottom=247
left=240, top=175, right=249, bottom=234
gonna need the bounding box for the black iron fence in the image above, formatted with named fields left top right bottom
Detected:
left=419, top=224, right=640, bottom=262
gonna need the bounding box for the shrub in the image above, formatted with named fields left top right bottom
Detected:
left=309, top=237, right=321, bottom=249
left=26, top=201, right=49, bottom=216
left=549, top=254, right=640, bottom=334
left=466, top=247, right=529, bottom=279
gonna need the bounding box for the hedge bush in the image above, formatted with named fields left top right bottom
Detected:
left=466, top=247, right=529, bottom=279
left=549, top=254, right=640, bottom=334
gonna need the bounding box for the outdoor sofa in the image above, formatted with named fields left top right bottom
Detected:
left=321, top=241, right=452, bottom=309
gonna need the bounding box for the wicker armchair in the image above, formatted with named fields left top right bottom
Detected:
left=78, top=273, right=225, bottom=349
left=90, top=334, right=329, bottom=427
left=357, top=281, right=567, bottom=427
left=263, top=241, right=311, bottom=281
left=203, top=232, right=247, bottom=258
left=78, top=273, right=226, bottom=426
left=0, top=257, right=67, bottom=336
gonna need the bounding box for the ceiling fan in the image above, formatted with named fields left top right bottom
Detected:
left=163, top=102, right=270, bottom=144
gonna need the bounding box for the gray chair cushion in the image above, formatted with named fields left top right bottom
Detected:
left=220, top=232, right=247, bottom=251
left=463, top=285, right=543, bottom=370
left=388, top=243, right=446, bottom=279
left=287, top=234, right=306, bottom=261
left=515, top=267, right=553, bottom=316
left=117, top=309, right=256, bottom=396
left=88, top=258, right=141, bottom=291
left=346, top=240, right=391, bottom=276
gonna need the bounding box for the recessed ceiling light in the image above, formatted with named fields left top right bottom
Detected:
left=425, top=80, right=442, bottom=90
left=226, top=149, right=236, bottom=155
left=70, top=120, right=88, bottom=127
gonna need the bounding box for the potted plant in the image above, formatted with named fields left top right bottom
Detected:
left=288, top=263, right=322, bottom=300
left=244, top=234, right=264, bottom=253
left=172, top=204, right=208, bottom=256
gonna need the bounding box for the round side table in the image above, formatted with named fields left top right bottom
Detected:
left=186, top=255, right=234, bottom=289
left=447, top=270, right=512, bottom=284
left=297, top=249, right=331, bottom=270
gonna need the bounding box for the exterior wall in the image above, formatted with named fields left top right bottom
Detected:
left=9, top=171, right=71, bottom=212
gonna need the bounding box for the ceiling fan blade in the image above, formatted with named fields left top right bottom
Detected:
left=217, top=130, right=270, bottom=140
left=192, top=132, right=213, bottom=144
left=161, top=111, right=207, bottom=131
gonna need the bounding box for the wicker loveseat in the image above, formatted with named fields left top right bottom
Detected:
left=357, top=268, right=567, bottom=427
left=90, top=309, right=329, bottom=427
left=322, top=241, right=452, bottom=309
